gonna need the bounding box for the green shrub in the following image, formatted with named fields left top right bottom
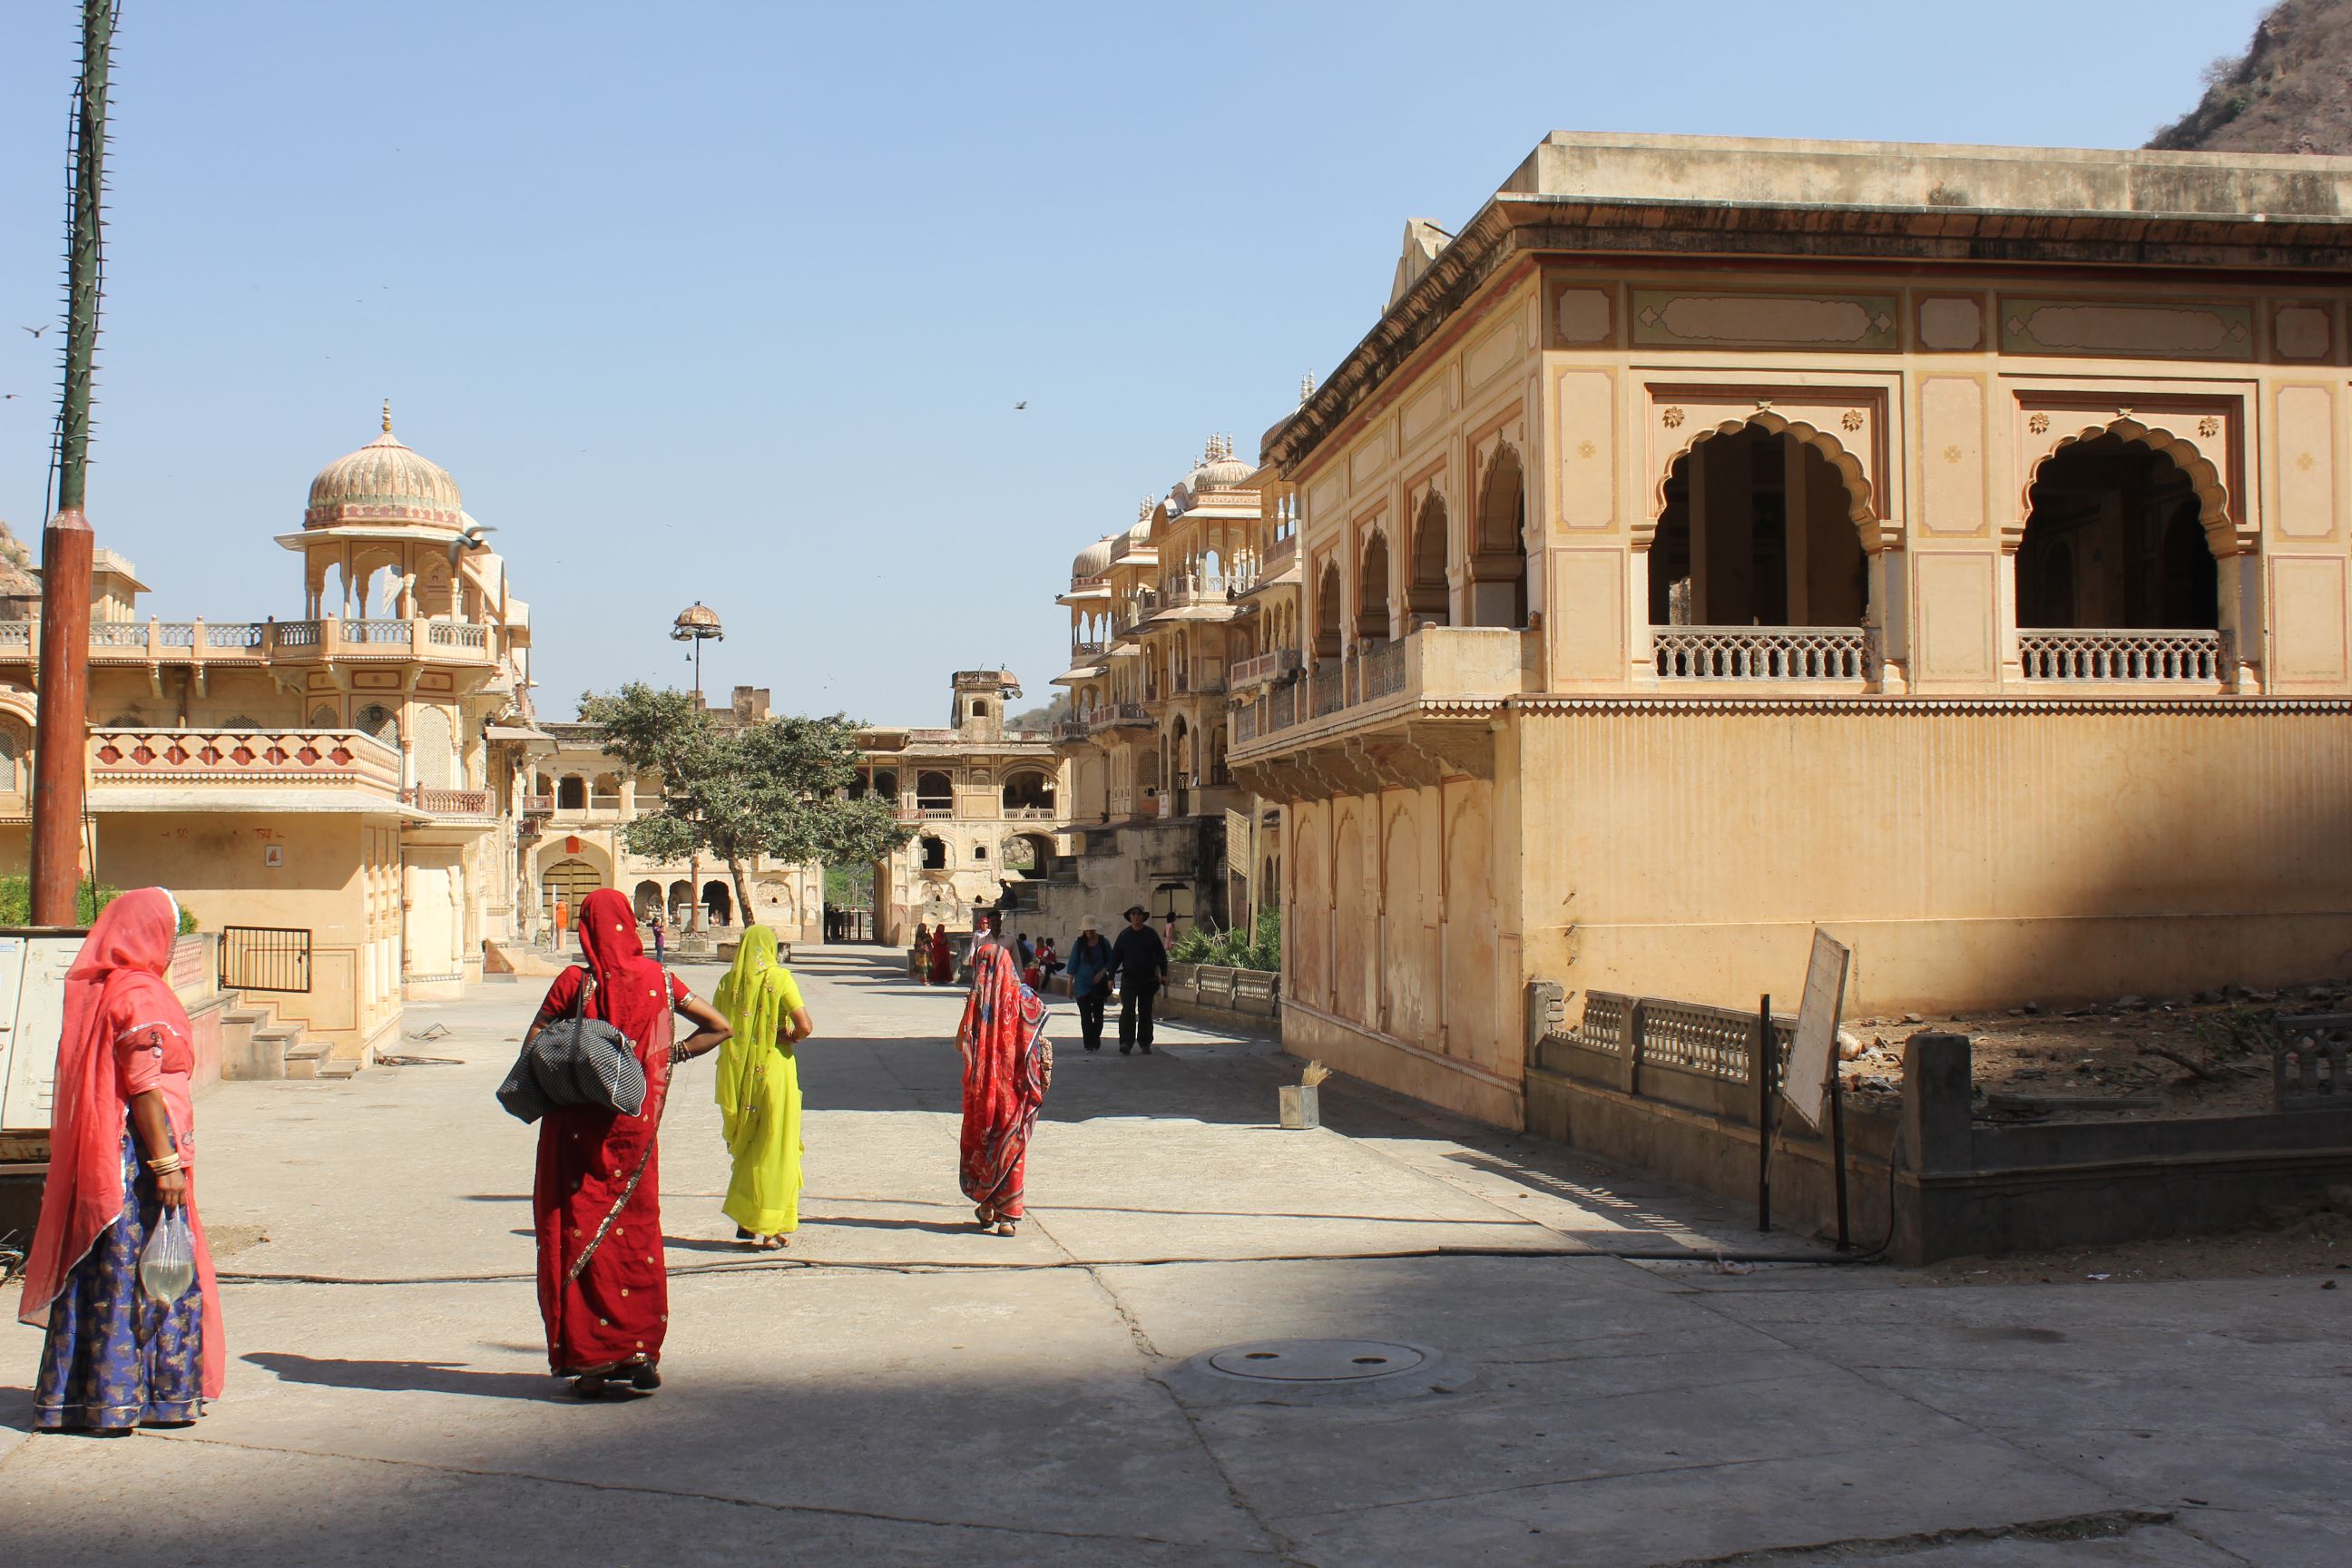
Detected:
left=0, top=875, right=198, bottom=933
left=1170, top=906, right=1280, bottom=972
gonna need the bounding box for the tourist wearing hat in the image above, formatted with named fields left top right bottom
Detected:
left=1063, top=916, right=1114, bottom=1052
left=1109, top=905, right=1170, bottom=1054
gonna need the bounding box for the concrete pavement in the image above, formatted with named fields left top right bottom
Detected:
left=2, top=946, right=2344, bottom=1565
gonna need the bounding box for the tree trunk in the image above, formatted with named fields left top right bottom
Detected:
left=728, top=857, right=756, bottom=937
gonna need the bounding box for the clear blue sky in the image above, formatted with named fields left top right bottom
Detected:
left=0, top=1, right=2273, bottom=725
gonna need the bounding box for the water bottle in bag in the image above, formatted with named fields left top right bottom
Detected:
left=139, top=1207, right=196, bottom=1303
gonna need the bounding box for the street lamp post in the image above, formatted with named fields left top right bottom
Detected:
left=671, top=603, right=723, bottom=934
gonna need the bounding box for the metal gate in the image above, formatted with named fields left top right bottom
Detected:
left=219, top=926, right=312, bottom=994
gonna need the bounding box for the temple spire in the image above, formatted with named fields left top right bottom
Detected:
left=381, top=397, right=394, bottom=435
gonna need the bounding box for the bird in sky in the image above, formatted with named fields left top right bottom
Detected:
left=1014, top=401, right=1026, bottom=410
left=20, top=325, right=53, bottom=338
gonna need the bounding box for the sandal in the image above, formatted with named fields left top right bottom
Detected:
left=994, top=1220, right=1016, bottom=1237
left=759, top=1234, right=790, bottom=1251
left=974, top=1205, right=995, bottom=1227
left=571, top=1373, right=612, bottom=1400
left=628, top=1363, right=662, bottom=1391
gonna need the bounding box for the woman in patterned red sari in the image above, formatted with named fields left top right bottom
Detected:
left=956, top=916, right=1052, bottom=1237
left=527, top=887, right=730, bottom=1397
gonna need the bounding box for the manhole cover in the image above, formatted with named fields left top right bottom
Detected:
left=1207, top=1339, right=1430, bottom=1383
left=1170, top=1338, right=1471, bottom=1406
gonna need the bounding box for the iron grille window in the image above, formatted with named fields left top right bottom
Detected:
left=219, top=926, right=312, bottom=994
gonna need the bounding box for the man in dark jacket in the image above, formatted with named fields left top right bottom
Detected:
left=1110, top=904, right=1169, bottom=1054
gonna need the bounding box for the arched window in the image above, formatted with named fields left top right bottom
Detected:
left=916, top=770, right=952, bottom=810
left=1315, top=560, right=1344, bottom=661
left=1356, top=531, right=1392, bottom=643
left=413, top=705, right=455, bottom=790
left=1466, top=446, right=1529, bottom=629
left=921, top=834, right=947, bottom=870
left=0, top=721, right=22, bottom=792
left=1002, top=770, right=1054, bottom=812
left=2018, top=434, right=2216, bottom=632
left=1650, top=424, right=1867, bottom=629
left=557, top=774, right=587, bottom=810
left=632, top=880, right=663, bottom=920
left=1408, top=492, right=1448, bottom=626
left=591, top=771, right=622, bottom=809
left=871, top=769, right=898, bottom=801
left=354, top=704, right=399, bottom=750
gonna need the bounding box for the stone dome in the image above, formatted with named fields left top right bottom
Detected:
left=1072, top=534, right=1116, bottom=581
left=1189, top=432, right=1253, bottom=493
left=305, top=405, right=464, bottom=530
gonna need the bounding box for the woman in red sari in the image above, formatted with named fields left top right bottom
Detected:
left=527, top=887, right=730, bottom=1398
left=926, top=925, right=953, bottom=986
left=957, top=916, right=1051, bottom=1237
left=19, top=887, right=223, bottom=1430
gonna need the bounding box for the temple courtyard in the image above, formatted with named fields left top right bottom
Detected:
left=0, top=947, right=2342, bottom=1566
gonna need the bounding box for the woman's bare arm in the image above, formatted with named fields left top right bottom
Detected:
left=671, top=992, right=732, bottom=1061
left=779, top=1005, right=814, bottom=1045
left=127, top=1087, right=186, bottom=1208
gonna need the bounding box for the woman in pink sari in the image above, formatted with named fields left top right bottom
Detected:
left=18, top=887, right=223, bottom=1432
left=527, top=887, right=730, bottom=1398
left=956, top=916, right=1052, bottom=1236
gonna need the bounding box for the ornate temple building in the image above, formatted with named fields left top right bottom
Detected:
left=0, top=407, right=543, bottom=1070
left=1037, top=436, right=1290, bottom=941
left=528, top=671, right=1064, bottom=951
left=1229, top=133, right=2352, bottom=1126
left=860, top=670, right=1064, bottom=946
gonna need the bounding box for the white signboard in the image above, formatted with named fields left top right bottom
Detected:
left=1780, top=929, right=1850, bottom=1131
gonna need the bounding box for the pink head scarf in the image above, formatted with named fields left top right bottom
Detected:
left=17, top=887, right=184, bottom=1328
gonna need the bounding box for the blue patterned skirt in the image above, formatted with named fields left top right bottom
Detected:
left=34, top=1130, right=205, bottom=1432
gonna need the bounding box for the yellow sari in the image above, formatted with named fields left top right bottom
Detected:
left=712, top=926, right=805, bottom=1237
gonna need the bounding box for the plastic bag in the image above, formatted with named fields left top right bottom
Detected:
left=139, top=1207, right=196, bottom=1303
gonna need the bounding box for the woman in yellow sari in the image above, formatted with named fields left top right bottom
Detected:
left=712, top=926, right=814, bottom=1250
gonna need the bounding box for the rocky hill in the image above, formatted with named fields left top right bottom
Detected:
left=2151, top=1, right=2352, bottom=153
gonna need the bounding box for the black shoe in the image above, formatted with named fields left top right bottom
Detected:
left=1140, top=1043, right=1152, bottom=1054
left=1120, top=1043, right=1132, bottom=1054
left=1084, top=1042, right=1100, bottom=1052
left=629, top=1363, right=662, bottom=1391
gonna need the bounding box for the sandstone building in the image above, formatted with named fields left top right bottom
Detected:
left=0, top=409, right=543, bottom=1069
left=1230, top=133, right=2352, bottom=1126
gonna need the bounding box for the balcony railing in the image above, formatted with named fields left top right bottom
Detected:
left=0, top=614, right=496, bottom=663
left=1088, top=702, right=1153, bottom=733
left=523, top=794, right=554, bottom=816
left=1360, top=639, right=1406, bottom=702
left=1056, top=717, right=1093, bottom=742
left=1652, top=626, right=1867, bottom=681
left=1174, top=665, right=1226, bottom=695
left=87, top=726, right=404, bottom=800
left=1308, top=663, right=1347, bottom=719
left=1003, top=806, right=1058, bottom=819
left=1164, top=573, right=1228, bottom=609
left=403, top=786, right=494, bottom=816
left=2018, top=629, right=2224, bottom=682
left=1070, top=639, right=1106, bottom=659
left=1230, top=648, right=1299, bottom=688
left=1261, top=534, right=1298, bottom=575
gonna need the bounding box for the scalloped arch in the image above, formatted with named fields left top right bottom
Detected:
left=2016, top=417, right=2238, bottom=554
left=1647, top=414, right=1884, bottom=552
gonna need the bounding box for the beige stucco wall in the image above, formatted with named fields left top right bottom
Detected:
left=94, top=811, right=402, bottom=1055
left=1516, top=701, right=2352, bottom=1018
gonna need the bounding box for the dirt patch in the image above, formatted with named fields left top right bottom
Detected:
left=1903, top=1185, right=2352, bottom=1285
left=205, top=1222, right=270, bottom=1259
left=1836, top=984, right=2348, bottom=1122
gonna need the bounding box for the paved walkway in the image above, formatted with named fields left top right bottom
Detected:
left=1, top=946, right=2342, bottom=1565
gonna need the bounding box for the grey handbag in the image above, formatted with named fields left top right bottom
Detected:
left=495, top=966, right=649, bottom=1122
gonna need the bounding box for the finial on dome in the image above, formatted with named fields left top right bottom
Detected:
left=381, top=398, right=393, bottom=435
left=1298, top=371, right=1316, bottom=407
left=1137, top=496, right=1153, bottom=522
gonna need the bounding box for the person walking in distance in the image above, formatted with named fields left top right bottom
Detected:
left=1064, top=917, right=1112, bottom=1052
left=1112, top=904, right=1169, bottom=1055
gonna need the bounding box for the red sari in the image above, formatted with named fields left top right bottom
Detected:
left=927, top=927, right=953, bottom=985
left=531, top=889, right=689, bottom=1376
left=957, top=940, right=1051, bottom=1220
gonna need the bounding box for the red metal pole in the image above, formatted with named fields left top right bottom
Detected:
left=29, top=512, right=94, bottom=925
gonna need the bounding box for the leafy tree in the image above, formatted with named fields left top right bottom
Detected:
left=578, top=684, right=911, bottom=926
left=0, top=875, right=198, bottom=933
